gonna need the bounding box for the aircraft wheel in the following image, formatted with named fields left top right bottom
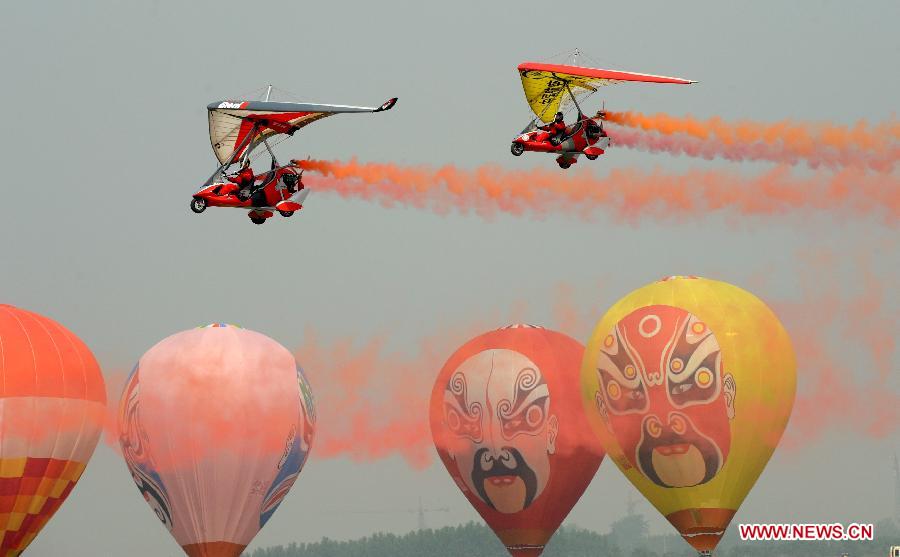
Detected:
left=558, top=161, right=571, bottom=169
left=238, top=189, right=251, bottom=201
left=190, top=198, right=207, bottom=214
left=279, top=210, right=294, bottom=217
left=510, top=143, right=525, bottom=156
left=586, top=154, right=599, bottom=160
left=550, top=136, right=562, bottom=146
left=250, top=215, right=266, bottom=225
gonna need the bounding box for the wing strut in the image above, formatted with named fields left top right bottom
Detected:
left=565, top=82, right=585, bottom=121
left=262, top=137, right=279, bottom=167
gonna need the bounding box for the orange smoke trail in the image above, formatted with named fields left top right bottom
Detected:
left=775, top=249, right=899, bottom=448
left=292, top=300, right=604, bottom=469
left=294, top=322, right=498, bottom=470
left=299, top=159, right=899, bottom=223
left=609, top=128, right=899, bottom=173
left=95, top=268, right=897, bottom=467
left=606, top=111, right=900, bottom=172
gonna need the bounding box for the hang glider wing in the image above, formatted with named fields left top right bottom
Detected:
left=207, top=97, right=398, bottom=165
left=518, top=62, right=695, bottom=122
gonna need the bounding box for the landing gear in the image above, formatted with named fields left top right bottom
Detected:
left=585, top=154, right=599, bottom=160
left=510, top=143, right=525, bottom=156
left=279, top=210, right=294, bottom=217
left=238, top=188, right=251, bottom=201
left=249, top=215, right=267, bottom=225
left=558, top=160, right=571, bottom=169
left=190, top=198, right=207, bottom=213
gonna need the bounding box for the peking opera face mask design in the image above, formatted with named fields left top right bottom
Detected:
left=594, top=305, right=736, bottom=488
left=442, top=349, right=558, bottom=514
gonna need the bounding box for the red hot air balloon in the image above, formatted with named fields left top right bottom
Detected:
left=430, top=324, right=604, bottom=556
left=0, top=305, right=106, bottom=555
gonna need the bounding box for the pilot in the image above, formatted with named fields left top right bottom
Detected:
left=227, top=159, right=255, bottom=200
left=537, top=112, right=567, bottom=144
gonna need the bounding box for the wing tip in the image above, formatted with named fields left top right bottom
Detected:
left=375, top=97, right=398, bottom=112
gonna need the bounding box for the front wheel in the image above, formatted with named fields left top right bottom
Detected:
left=558, top=161, right=571, bottom=169
left=510, top=143, right=525, bottom=156
left=250, top=215, right=266, bottom=225
left=279, top=210, right=294, bottom=217
left=190, top=198, right=207, bottom=213
left=585, top=154, right=599, bottom=161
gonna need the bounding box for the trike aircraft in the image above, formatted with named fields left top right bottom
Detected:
left=191, top=86, right=397, bottom=224
left=511, top=61, right=695, bottom=169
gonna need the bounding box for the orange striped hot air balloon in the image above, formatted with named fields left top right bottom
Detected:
left=0, top=305, right=106, bottom=556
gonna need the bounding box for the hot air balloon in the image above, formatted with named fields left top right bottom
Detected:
left=117, top=323, right=315, bottom=557
left=0, top=305, right=106, bottom=555
left=580, top=276, right=796, bottom=556
left=430, top=324, right=604, bottom=556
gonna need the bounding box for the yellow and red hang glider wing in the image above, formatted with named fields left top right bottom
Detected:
left=518, top=62, right=696, bottom=123
left=207, top=97, right=397, bottom=166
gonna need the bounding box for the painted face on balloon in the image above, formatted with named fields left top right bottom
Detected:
left=443, top=349, right=558, bottom=514
left=119, top=366, right=174, bottom=530
left=594, top=306, right=736, bottom=488
left=296, top=366, right=316, bottom=455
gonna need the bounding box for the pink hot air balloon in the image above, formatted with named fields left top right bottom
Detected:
left=117, top=323, right=316, bottom=557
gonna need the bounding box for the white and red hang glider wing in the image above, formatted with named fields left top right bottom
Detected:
left=207, top=97, right=398, bottom=166
left=518, top=62, right=695, bottom=122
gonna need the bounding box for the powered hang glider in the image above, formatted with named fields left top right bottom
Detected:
left=191, top=86, right=397, bottom=224
left=511, top=61, right=695, bottom=169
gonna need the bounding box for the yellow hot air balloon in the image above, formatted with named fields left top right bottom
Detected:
left=580, top=276, right=796, bottom=556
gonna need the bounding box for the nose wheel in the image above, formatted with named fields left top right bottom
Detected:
left=510, top=143, right=525, bottom=156
left=190, top=198, right=207, bottom=213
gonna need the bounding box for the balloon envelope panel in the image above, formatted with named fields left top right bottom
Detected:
left=118, top=325, right=315, bottom=556
left=580, top=277, right=796, bottom=553
left=431, top=325, right=604, bottom=556
left=0, top=305, right=106, bottom=555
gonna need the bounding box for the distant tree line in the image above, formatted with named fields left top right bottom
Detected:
left=251, top=518, right=899, bottom=557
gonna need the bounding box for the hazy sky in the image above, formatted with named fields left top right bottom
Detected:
left=1, top=1, right=898, bottom=556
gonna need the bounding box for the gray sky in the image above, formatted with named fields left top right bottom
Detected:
left=1, top=1, right=897, bottom=555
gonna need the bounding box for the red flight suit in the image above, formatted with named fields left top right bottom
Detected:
left=537, top=120, right=567, bottom=143
left=228, top=167, right=255, bottom=189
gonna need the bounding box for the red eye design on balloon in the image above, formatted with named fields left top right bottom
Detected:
left=445, top=403, right=483, bottom=442
left=665, top=315, right=722, bottom=408
left=500, top=396, right=548, bottom=439
left=444, top=372, right=484, bottom=442
left=596, top=327, right=649, bottom=416
left=526, top=404, right=543, bottom=427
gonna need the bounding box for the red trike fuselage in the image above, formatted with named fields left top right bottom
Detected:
left=511, top=117, right=611, bottom=168
left=191, top=163, right=309, bottom=224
